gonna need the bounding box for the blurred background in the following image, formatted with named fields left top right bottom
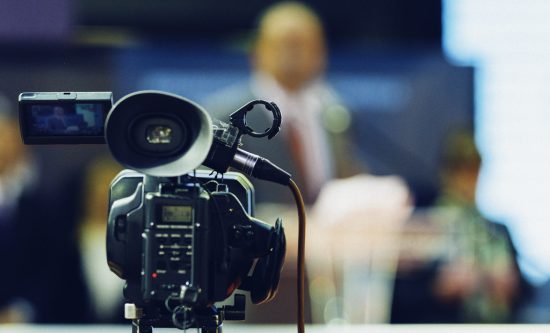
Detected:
left=0, top=0, right=466, bottom=207
left=1, top=0, right=549, bottom=326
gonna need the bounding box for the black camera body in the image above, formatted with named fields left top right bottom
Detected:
left=107, top=169, right=284, bottom=309
left=18, top=91, right=288, bottom=332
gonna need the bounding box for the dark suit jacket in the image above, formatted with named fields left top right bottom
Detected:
left=202, top=80, right=369, bottom=324
left=203, top=81, right=365, bottom=205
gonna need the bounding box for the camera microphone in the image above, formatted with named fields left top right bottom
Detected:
left=202, top=113, right=291, bottom=186
left=231, top=148, right=291, bottom=186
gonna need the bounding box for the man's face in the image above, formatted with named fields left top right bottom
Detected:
left=254, top=17, right=326, bottom=92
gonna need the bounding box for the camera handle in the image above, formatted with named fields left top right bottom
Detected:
left=229, top=100, right=281, bottom=139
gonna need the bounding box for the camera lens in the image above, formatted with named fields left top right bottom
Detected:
left=129, top=115, right=191, bottom=157
left=147, top=126, right=173, bottom=144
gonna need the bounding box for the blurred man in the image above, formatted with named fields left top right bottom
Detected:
left=47, top=106, right=67, bottom=133
left=0, top=95, right=94, bottom=323
left=205, top=1, right=364, bottom=205
left=205, top=2, right=414, bottom=324
left=204, top=2, right=361, bottom=324
left=391, top=129, right=523, bottom=323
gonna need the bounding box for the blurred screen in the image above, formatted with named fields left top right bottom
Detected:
left=24, top=102, right=105, bottom=137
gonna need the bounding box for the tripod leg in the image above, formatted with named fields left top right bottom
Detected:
left=132, top=319, right=153, bottom=333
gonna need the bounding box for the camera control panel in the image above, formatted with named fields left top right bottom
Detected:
left=144, top=199, right=195, bottom=300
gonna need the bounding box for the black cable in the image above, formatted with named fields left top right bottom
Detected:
left=289, top=179, right=306, bottom=333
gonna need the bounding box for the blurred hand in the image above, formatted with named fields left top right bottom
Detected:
left=434, top=261, right=478, bottom=302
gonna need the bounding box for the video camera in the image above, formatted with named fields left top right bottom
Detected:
left=18, top=91, right=292, bottom=332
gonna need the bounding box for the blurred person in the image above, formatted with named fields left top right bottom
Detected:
left=0, top=96, right=85, bottom=323
left=204, top=1, right=364, bottom=206
left=204, top=2, right=413, bottom=324
left=391, top=129, right=524, bottom=323
left=47, top=106, right=67, bottom=133
left=204, top=1, right=364, bottom=324
left=0, top=94, right=118, bottom=323
left=0, top=96, right=84, bottom=323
